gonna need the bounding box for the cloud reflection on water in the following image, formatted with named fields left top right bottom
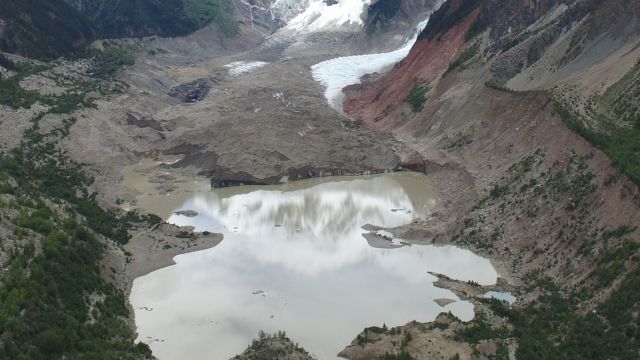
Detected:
left=131, top=174, right=497, bottom=360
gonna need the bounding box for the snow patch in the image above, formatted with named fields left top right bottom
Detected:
left=225, top=61, right=269, bottom=76
left=311, top=17, right=430, bottom=111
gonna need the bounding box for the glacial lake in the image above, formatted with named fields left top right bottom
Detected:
left=128, top=173, right=498, bottom=359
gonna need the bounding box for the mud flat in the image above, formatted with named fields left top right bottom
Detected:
left=123, top=166, right=500, bottom=360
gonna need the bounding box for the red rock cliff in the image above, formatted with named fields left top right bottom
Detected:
left=343, top=5, right=480, bottom=130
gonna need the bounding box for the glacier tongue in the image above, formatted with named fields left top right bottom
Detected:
left=311, top=17, right=430, bottom=112
left=285, top=0, right=371, bottom=32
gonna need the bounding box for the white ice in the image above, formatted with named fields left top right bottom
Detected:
left=311, top=17, right=430, bottom=111
left=286, top=0, right=371, bottom=32
left=225, top=61, right=269, bottom=76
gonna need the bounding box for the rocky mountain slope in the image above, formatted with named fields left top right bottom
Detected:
left=0, top=0, right=240, bottom=60
left=0, top=0, right=95, bottom=60
left=340, top=0, right=640, bottom=358
left=0, top=1, right=437, bottom=359
left=68, top=0, right=238, bottom=38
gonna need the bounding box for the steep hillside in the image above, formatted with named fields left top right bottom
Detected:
left=72, top=0, right=238, bottom=38
left=2, top=0, right=638, bottom=358
left=0, top=0, right=95, bottom=60
left=0, top=56, right=153, bottom=358
left=0, top=0, right=239, bottom=60
left=0, top=48, right=224, bottom=359
left=366, top=0, right=438, bottom=32
left=341, top=0, right=640, bottom=358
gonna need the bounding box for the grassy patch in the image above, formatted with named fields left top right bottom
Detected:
left=493, top=267, right=640, bottom=359
left=551, top=98, right=640, bottom=185
left=598, top=61, right=640, bottom=128
left=0, top=75, right=44, bottom=109
left=90, top=47, right=136, bottom=79
left=405, top=83, right=429, bottom=112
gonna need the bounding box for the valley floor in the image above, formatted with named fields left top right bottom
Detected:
left=1, top=0, right=639, bottom=358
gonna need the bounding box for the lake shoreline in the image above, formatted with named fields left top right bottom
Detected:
left=120, top=160, right=509, bottom=359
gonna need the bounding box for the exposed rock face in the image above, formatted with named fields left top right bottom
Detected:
left=367, top=0, right=442, bottom=32
left=232, top=0, right=285, bottom=33
left=126, top=113, right=165, bottom=132
left=168, top=142, right=400, bottom=188
left=168, top=77, right=220, bottom=103
left=343, top=0, right=640, bottom=275
left=269, top=0, right=311, bottom=23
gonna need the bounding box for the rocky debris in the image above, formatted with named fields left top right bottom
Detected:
left=173, top=210, right=198, bottom=217
left=232, top=0, right=297, bottom=33
left=339, top=318, right=476, bottom=360
left=0, top=103, right=49, bottom=151
left=481, top=0, right=640, bottom=84
left=209, top=165, right=399, bottom=188
left=6, top=0, right=636, bottom=358
left=225, top=60, right=269, bottom=76
left=163, top=143, right=205, bottom=157
left=174, top=151, right=220, bottom=174
left=231, top=331, right=315, bottom=360
left=434, top=298, right=456, bottom=307
left=400, top=151, right=428, bottom=173
left=343, top=0, right=640, bottom=291
left=168, top=77, right=220, bottom=103
left=19, top=74, right=67, bottom=96
left=343, top=3, right=476, bottom=129
left=126, top=113, right=165, bottom=131
left=268, top=0, right=310, bottom=24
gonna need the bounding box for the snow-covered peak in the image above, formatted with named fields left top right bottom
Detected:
left=285, top=0, right=371, bottom=32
